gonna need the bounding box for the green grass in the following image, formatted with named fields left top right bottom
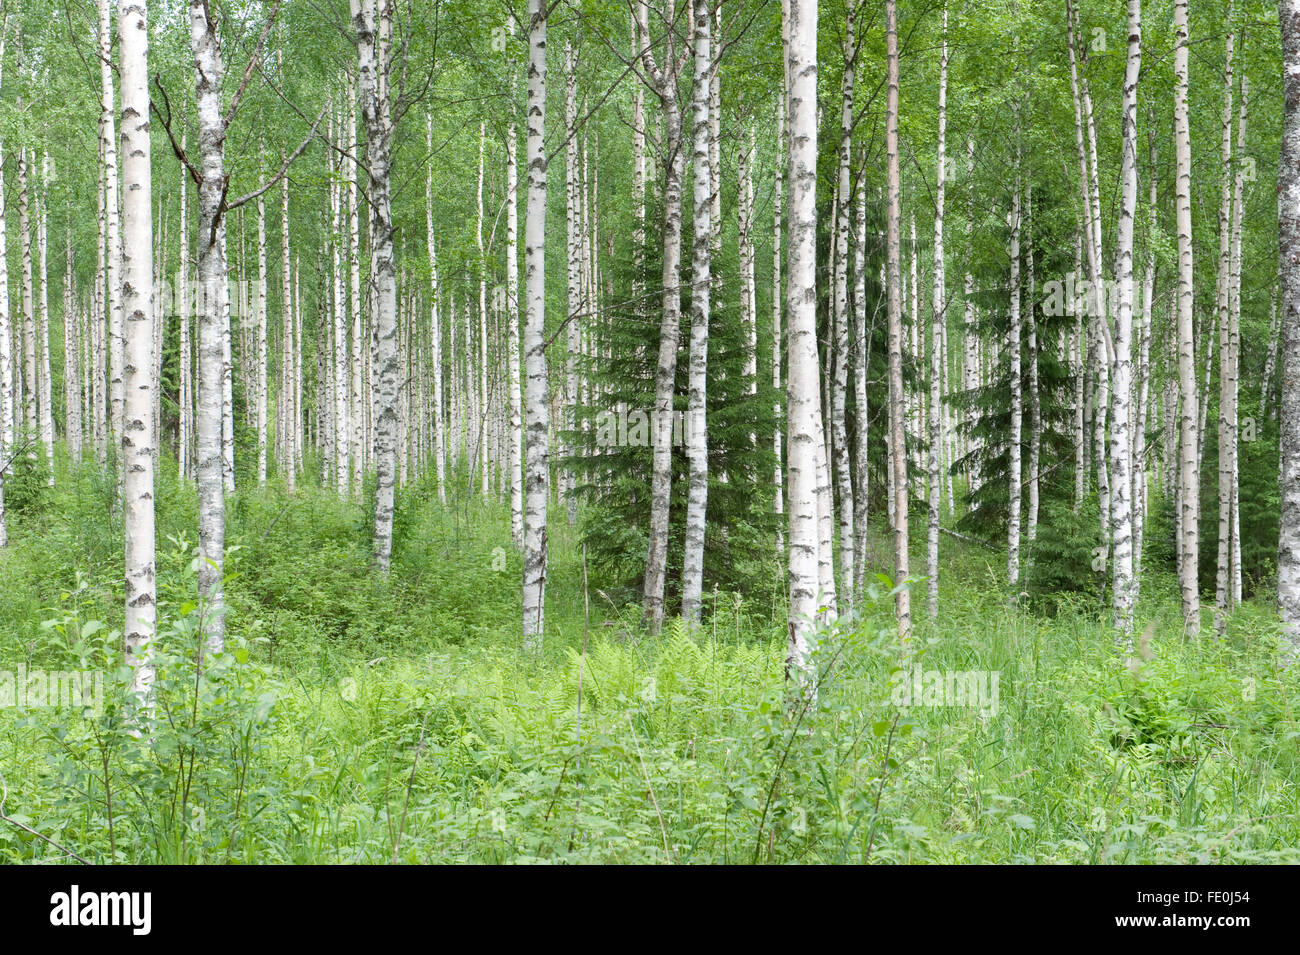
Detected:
left=1, top=456, right=1297, bottom=863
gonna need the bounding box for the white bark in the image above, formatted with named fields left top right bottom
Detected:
left=189, top=0, right=230, bottom=654
left=637, top=0, right=687, bottom=633
left=1174, top=0, right=1201, bottom=637
left=353, top=0, right=400, bottom=572
left=1215, top=10, right=1238, bottom=636
left=786, top=0, right=826, bottom=685
left=1007, top=142, right=1022, bottom=589
left=505, top=69, right=523, bottom=547
left=885, top=0, right=909, bottom=640
left=255, top=189, right=269, bottom=486
left=121, top=0, right=156, bottom=708
left=1280, top=0, right=1300, bottom=657
left=1109, top=0, right=1141, bottom=636
left=681, top=0, right=712, bottom=624
left=522, top=0, right=550, bottom=649
left=927, top=4, right=947, bottom=620
left=773, top=91, right=786, bottom=553
left=831, top=9, right=857, bottom=608
left=0, top=26, right=9, bottom=548
left=426, top=116, right=447, bottom=506
left=100, top=0, right=124, bottom=449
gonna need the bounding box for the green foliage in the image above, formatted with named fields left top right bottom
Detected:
left=2, top=471, right=1298, bottom=864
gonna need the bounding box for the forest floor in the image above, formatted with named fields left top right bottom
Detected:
left=1, top=456, right=1297, bottom=863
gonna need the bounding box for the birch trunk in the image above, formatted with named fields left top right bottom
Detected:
left=885, top=0, right=910, bottom=640
left=190, top=0, right=230, bottom=654
left=353, top=0, right=399, bottom=572
left=927, top=3, right=947, bottom=619
left=506, top=68, right=524, bottom=546
left=681, top=0, right=712, bottom=624
left=852, top=171, right=869, bottom=589
left=0, top=28, right=9, bottom=548
left=773, top=92, right=785, bottom=552
left=638, top=0, right=687, bottom=634
left=426, top=117, right=447, bottom=506
left=522, top=0, right=550, bottom=649
left=1280, top=0, right=1300, bottom=657
left=281, top=155, right=295, bottom=490
left=1007, top=141, right=1023, bottom=589
left=1228, top=75, right=1249, bottom=614
left=1173, top=0, right=1201, bottom=637
left=100, top=0, right=124, bottom=449
left=831, top=8, right=857, bottom=608
left=255, top=190, right=269, bottom=486
left=786, top=0, right=826, bottom=687
left=1214, top=10, right=1238, bottom=636
left=121, top=0, right=156, bottom=708
left=565, top=44, right=581, bottom=523
left=178, top=138, right=192, bottom=481
left=1109, top=0, right=1141, bottom=636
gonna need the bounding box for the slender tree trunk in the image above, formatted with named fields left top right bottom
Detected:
left=505, top=67, right=524, bottom=546
left=852, top=169, right=869, bottom=589
left=1109, top=0, right=1141, bottom=637
left=281, top=153, right=295, bottom=490
left=1228, top=74, right=1249, bottom=613
left=522, top=0, right=550, bottom=649
left=1214, top=10, right=1238, bottom=636
left=1007, top=138, right=1023, bottom=589
left=426, top=117, right=447, bottom=506
left=831, top=6, right=857, bottom=609
left=682, top=0, right=712, bottom=623
left=121, top=0, right=156, bottom=708
left=1174, top=0, right=1201, bottom=637
left=178, top=137, right=192, bottom=481
left=348, top=74, right=364, bottom=492
left=100, top=0, right=124, bottom=450
left=638, top=0, right=687, bottom=634
left=190, top=0, right=230, bottom=655
left=927, top=3, right=947, bottom=619
left=885, top=0, right=910, bottom=640
left=255, top=189, right=269, bottom=486
left=353, top=0, right=399, bottom=572
left=1025, top=193, right=1040, bottom=553
left=0, top=27, right=9, bottom=549
left=18, top=149, right=36, bottom=456
left=773, top=91, right=786, bottom=554
left=35, top=168, right=54, bottom=485
left=785, top=0, right=826, bottom=689
left=65, top=225, right=82, bottom=464
left=1281, top=0, right=1300, bottom=657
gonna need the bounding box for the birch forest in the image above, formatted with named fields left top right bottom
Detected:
left=0, top=0, right=1298, bottom=867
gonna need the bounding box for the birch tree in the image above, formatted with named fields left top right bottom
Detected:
left=636, top=0, right=689, bottom=633
left=100, top=0, right=124, bottom=449
left=353, top=0, right=400, bottom=573
left=884, top=0, right=910, bottom=640
left=121, top=0, right=156, bottom=707
left=522, top=0, right=550, bottom=649
left=0, top=21, right=9, bottom=549
left=1109, top=0, right=1141, bottom=636
left=505, top=40, right=524, bottom=546
left=927, top=3, right=947, bottom=620
left=1279, top=0, right=1300, bottom=657
left=831, top=3, right=857, bottom=607
left=426, top=116, right=447, bottom=506
left=681, top=0, right=712, bottom=623
left=786, top=0, right=825, bottom=685
left=1173, top=0, right=1200, bottom=637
